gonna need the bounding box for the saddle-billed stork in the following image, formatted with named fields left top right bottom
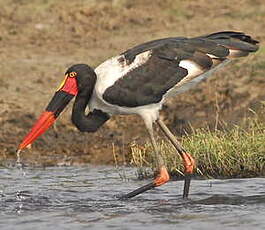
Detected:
left=17, top=31, right=259, bottom=199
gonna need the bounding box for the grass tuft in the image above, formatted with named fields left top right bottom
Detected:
left=130, top=108, right=265, bottom=179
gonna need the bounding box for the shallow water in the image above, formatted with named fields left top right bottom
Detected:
left=0, top=166, right=264, bottom=230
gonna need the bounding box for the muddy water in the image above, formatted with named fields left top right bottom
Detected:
left=0, top=166, right=265, bottom=230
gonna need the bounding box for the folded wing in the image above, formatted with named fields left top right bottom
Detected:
left=103, top=31, right=259, bottom=107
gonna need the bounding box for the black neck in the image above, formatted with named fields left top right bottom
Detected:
left=71, top=73, right=110, bottom=132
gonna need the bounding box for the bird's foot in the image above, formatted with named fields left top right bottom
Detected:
left=181, top=152, right=195, bottom=199
left=182, top=152, right=195, bottom=174
left=154, top=166, right=170, bottom=186
left=118, top=166, right=170, bottom=200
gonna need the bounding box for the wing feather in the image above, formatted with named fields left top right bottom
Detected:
left=102, top=31, right=258, bottom=107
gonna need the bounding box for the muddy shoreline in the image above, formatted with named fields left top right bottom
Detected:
left=1, top=0, right=264, bottom=166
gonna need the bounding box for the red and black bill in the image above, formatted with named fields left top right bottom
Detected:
left=17, top=72, right=78, bottom=151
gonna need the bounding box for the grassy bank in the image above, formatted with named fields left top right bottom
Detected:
left=129, top=108, right=265, bottom=179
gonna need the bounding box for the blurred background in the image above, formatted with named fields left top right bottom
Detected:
left=0, top=0, right=264, bottom=166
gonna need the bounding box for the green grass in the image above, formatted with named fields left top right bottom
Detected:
left=129, top=108, right=265, bottom=179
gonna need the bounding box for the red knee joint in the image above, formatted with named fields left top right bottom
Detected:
left=182, top=152, right=195, bottom=174
left=154, top=166, right=170, bottom=186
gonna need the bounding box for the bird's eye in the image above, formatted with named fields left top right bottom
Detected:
left=69, top=72, right=77, bottom=77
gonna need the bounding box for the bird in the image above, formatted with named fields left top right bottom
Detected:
left=17, top=31, right=259, bottom=199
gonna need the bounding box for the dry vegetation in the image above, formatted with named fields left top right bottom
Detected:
left=0, top=0, right=265, bottom=173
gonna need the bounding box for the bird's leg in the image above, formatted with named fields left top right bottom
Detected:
left=147, top=123, right=170, bottom=187
left=156, top=118, right=195, bottom=199
left=119, top=120, right=169, bottom=199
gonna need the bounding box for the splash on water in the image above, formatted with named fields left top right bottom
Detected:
left=16, top=149, right=21, bottom=167
left=0, top=166, right=265, bottom=230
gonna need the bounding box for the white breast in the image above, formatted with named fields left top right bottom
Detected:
left=90, top=51, right=157, bottom=116
left=94, top=51, right=151, bottom=96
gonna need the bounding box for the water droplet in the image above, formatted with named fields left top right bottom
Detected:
left=16, top=149, right=26, bottom=176
left=16, top=149, right=22, bottom=167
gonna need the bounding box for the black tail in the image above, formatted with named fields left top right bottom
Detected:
left=198, top=31, right=259, bottom=58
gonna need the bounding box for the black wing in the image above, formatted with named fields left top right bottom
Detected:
left=103, top=32, right=258, bottom=108
left=104, top=53, right=188, bottom=107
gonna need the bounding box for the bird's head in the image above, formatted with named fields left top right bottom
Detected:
left=17, top=64, right=96, bottom=151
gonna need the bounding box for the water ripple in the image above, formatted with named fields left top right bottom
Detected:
left=0, top=166, right=265, bottom=230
